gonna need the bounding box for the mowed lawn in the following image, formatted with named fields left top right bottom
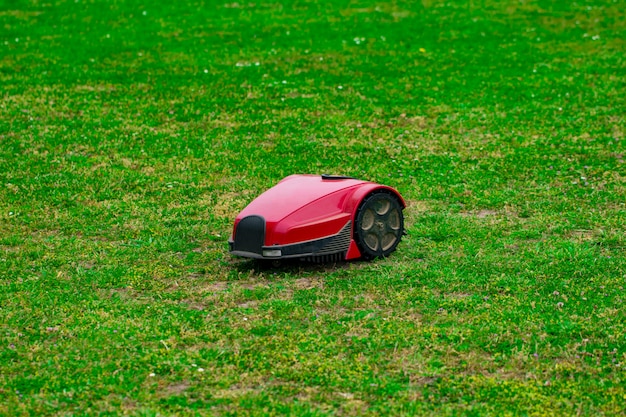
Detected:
left=1, top=0, right=625, bottom=415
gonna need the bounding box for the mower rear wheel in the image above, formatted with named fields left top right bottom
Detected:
left=354, top=190, right=404, bottom=259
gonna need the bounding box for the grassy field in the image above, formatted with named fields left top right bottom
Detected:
left=1, top=0, right=625, bottom=415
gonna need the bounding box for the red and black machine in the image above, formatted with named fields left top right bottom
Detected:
left=229, top=174, right=405, bottom=262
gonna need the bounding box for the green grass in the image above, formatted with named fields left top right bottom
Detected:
left=1, top=0, right=625, bottom=415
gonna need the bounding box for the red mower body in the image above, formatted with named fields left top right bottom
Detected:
left=229, top=174, right=406, bottom=261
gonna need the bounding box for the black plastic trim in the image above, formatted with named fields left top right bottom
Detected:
left=231, top=215, right=266, bottom=255
left=321, top=174, right=356, bottom=180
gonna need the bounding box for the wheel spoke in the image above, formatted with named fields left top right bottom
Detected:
left=388, top=209, right=400, bottom=230
left=360, top=209, right=375, bottom=231
left=381, top=232, right=398, bottom=251
left=374, top=199, right=390, bottom=215
left=364, top=233, right=379, bottom=251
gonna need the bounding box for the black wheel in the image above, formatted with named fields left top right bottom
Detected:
left=354, top=190, right=404, bottom=259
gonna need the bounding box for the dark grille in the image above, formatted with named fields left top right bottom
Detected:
left=316, top=221, right=352, bottom=255
left=278, top=221, right=352, bottom=259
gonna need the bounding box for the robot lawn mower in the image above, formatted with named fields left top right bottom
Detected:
left=229, top=174, right=405, bottom=262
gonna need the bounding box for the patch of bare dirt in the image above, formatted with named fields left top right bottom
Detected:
left=293, top=277, right=324, bottom=290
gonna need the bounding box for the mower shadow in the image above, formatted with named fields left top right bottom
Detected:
left=233, top=258, right=358, bottom=275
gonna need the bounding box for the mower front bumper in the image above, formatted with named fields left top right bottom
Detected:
left=229, top=216, right=352, bottom=261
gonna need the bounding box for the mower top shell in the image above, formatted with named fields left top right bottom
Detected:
left=229, top=174, right=405, bottom=262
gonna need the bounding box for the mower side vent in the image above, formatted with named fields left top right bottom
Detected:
left=316, top=221, right=352, bottom=255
